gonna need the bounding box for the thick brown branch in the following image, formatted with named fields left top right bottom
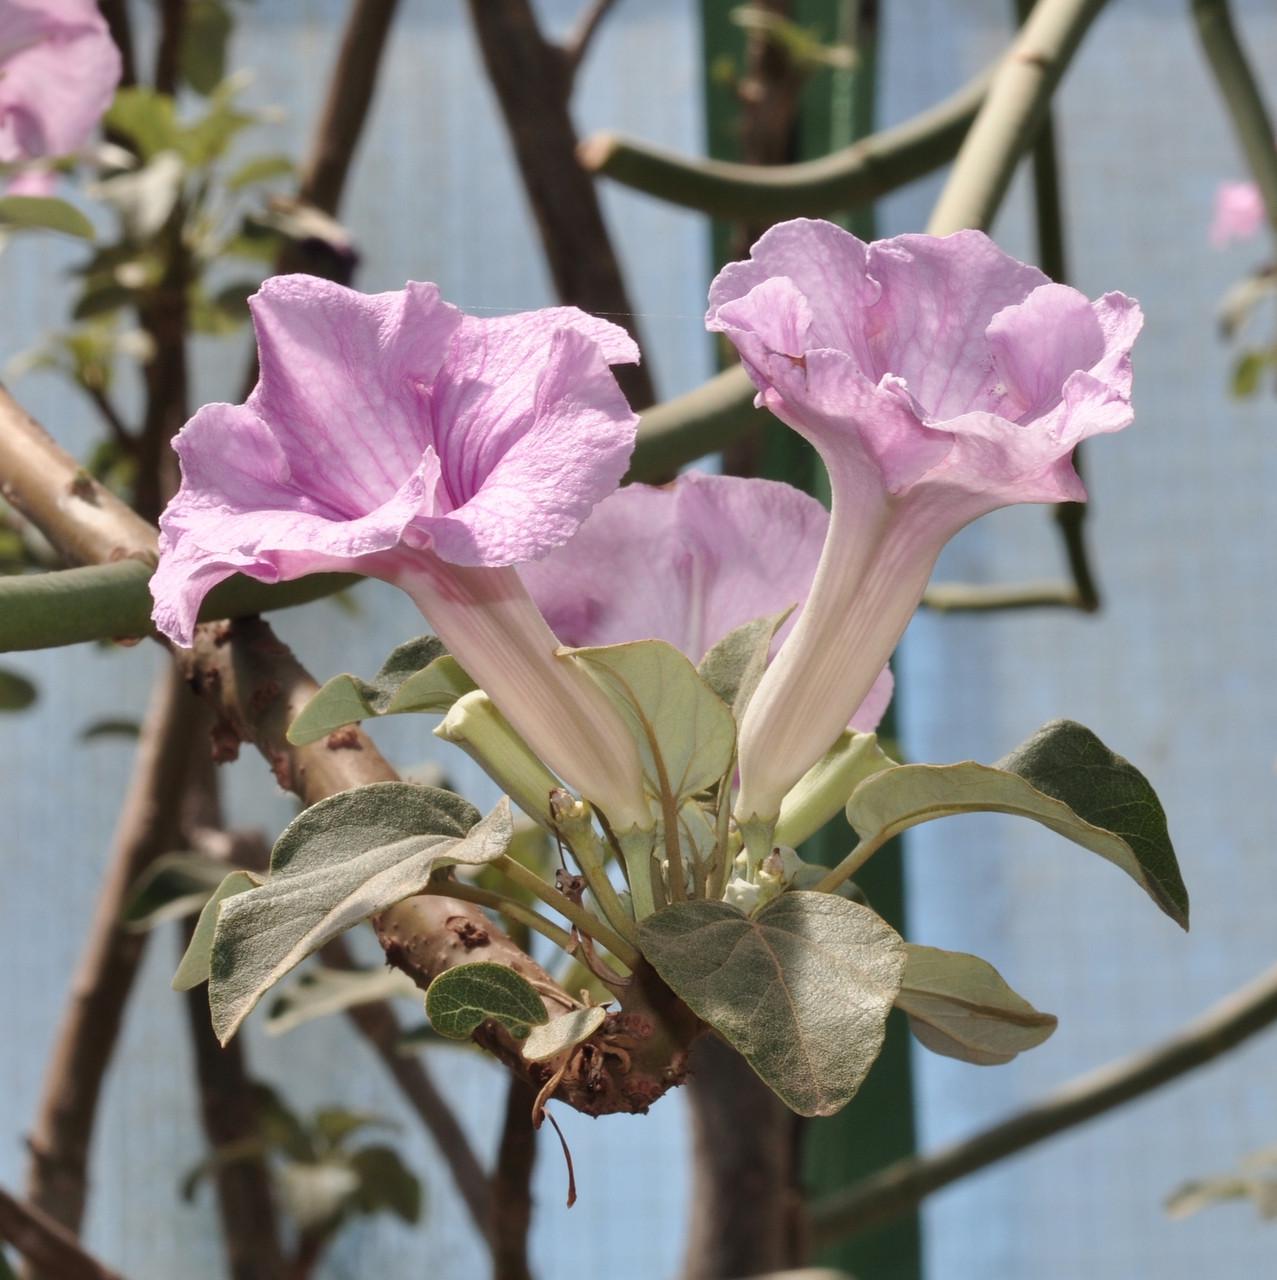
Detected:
left=23, top=664, right=205, bottom=1251
left=466, top=0, right=655, bottom=409
left=0, top=1187, right=126, bottom=1280
left=808, top=961, right=1277, bottom=1249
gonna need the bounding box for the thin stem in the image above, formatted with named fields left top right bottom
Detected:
left=1191, top=0, right=1277, bottom=234
left=808, top=960, right=1277, bottom=1249
left=425, top=880, right=577, bottom=955
left=550, top=799, right=640, bottom=946
left=927, top=0, right=1110, bottom=236
left=0, top=1186, right=126, bottom=1280
left=920, top=580, right=1085, bottom=613
left=495, top=854, right=640, bottom=969
left=580, top=67, right=990, bottom=220
left=562, top=0, right=620, bottom=83
left=812, top=828, right=893, bottom=894
left=82, top=386, right=134, bottom=454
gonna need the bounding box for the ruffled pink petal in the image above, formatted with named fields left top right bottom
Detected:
left=247, top=276, right=462, bottom=512
left=419, top=312, right=639, bottom=566
left=863, top=231, right=1048, bottom=418
left=152, top=402, right=439, bottom=645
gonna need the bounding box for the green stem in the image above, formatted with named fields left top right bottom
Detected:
left=0, top=563, right=358, bottom=653
left=579, top=67, right=990, bottom=220
left=549, top=797, right=640, bottom=946
left=495, top=854, right=639, bottom=970
left=1191, top=0, right=1277, bottom=233
left=927, top=0, right=1111, bottom=235
left=812, top=828, right=895, bottom=894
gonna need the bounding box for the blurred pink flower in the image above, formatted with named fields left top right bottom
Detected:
left=151, top=275, right=652, bottom=832
left=1210, top=181, right=1265, bottom=248
left=0, top=0, right=121, bottom=174
left=708, top=219, right=1142, bottom=823
left=522, top=471, right=892, bottom=731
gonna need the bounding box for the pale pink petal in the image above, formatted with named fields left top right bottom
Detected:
left=248, top=276, right=461, bottom=511
left=0, top=0, right=120, bottom=164
left=420, top=314, right=638, bottom=566
left=1210, top=181, right=1266, bottom=248
left=522, top=473, right=893, bottom=733
left=5, top=165, right=56, bottom=195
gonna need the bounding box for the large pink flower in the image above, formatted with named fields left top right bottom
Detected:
left=708, top=219, right=1142, bottom=823
left=152, top=275, right=652, bottom=832
left=1210, top=181, right=1265, bottom=248
left=0, top=1, right=121, bottom=169
left=521, top=471, right=892, bottom=731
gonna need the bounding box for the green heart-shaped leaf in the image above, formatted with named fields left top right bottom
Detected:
left=640, top=892, right=904, bottom=1116
left=425, top=962, right=548, bottom=1041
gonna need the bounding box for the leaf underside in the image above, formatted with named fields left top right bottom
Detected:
left=640, top=891, right=905, bottom=1116
left=425, top=962, right=548, bottom=1041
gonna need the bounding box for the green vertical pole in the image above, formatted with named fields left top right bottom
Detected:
left=699, top=5, right=922, bottom=1277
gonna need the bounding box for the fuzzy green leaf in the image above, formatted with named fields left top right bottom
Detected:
left=897, top=944, right=1057, bottom=1065
left=639, top=892, right=904, bottom=1116
left=522, top=1006, right=607, bottom=1062
left=696, top=609, right=789, bottom=718
left=567, top=639, right=736, bottom=806
left=425, top=962, right=548, bottom=1041
left=845, top=719, right=1188, bottom=928
left=208, top=786, right=510, bottom=1042
left=0, top=668, right=36, bottom=711
left=173, top=869, right=260, bottom=991
left=0, top=196, right=94, bottom=240
left=287, top=636, right=475, bottom=744
left=122, top=851, right=230, bottom=931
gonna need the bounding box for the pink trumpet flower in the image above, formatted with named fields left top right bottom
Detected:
left=151, top=275, right=652, bottom=833
left=521, top=471, right=893, bottom=731
left=0, top=0, right=121, bottom=176
left=708, top=219, right=1142, bottom=824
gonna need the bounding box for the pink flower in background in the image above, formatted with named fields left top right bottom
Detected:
left=151, top=275, right=652, bottom=833
left=1210, top=181, right=1265, bottom=247
left=0, top=0, right=121, bottom=181
left=708, top=219, right=1142, bottom=823
left=522, top=471, right=892, bottom=731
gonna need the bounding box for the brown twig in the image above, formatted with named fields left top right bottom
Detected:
left=241, top=0, right=404, bottom=398
left=562, top=0, right=620, bottom=83
left=0, top=1187, right=127, bottom=1280
left=490, top=1078, right=537, bottom=1280
left=152, top=0, right=187, bottom=97
left=465, top=0, right=656, bottom=409
left=808, top=961, right=1277, bottom=1249
left=98, top=0, right=137, bottom=91
left=22, top=664, right=205, bottom=1248
left=179, top=758, right=285, bottom=1280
